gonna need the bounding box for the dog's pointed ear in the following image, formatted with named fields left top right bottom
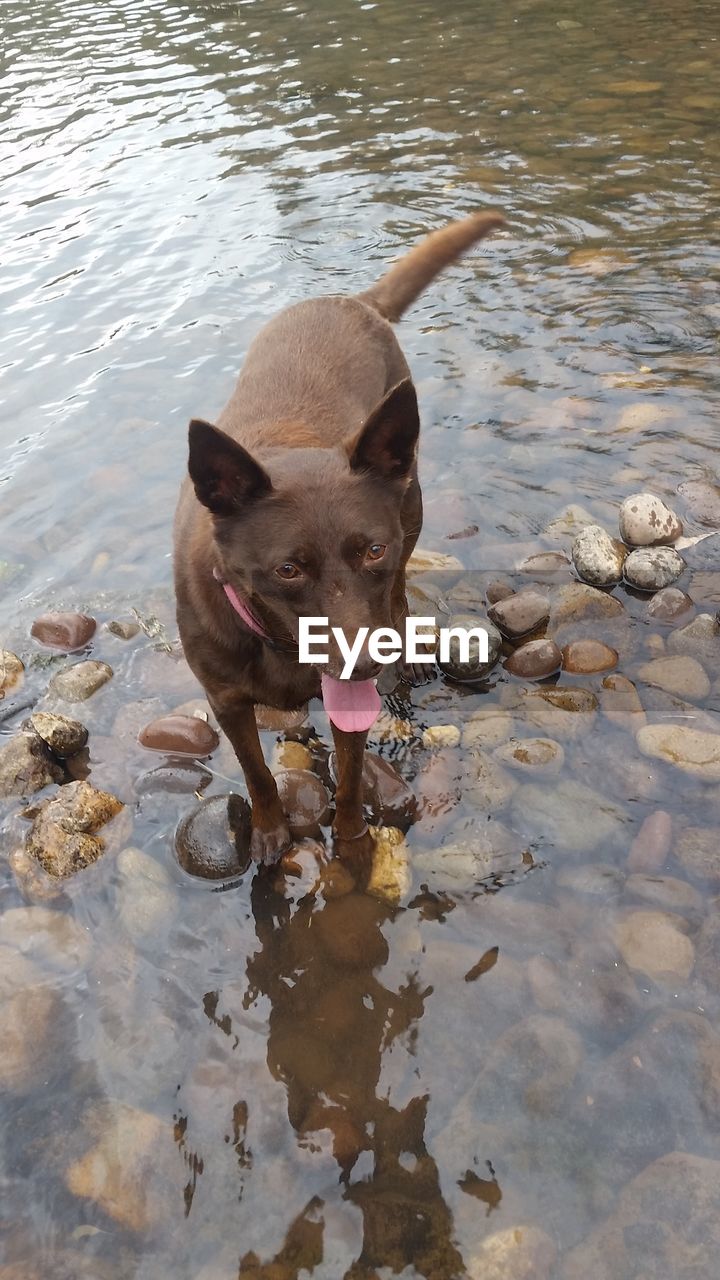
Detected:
left=348, top=379, right=420, bottom=480
left=188, top=419, right=272, bottom=516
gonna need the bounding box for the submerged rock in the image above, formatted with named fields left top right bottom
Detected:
left=637, top=723, right=720, bottom=780
left=571, top=524, right=626, bottom=587
left=29, top=711, right=88, bottom=756
left=493, top=737, right=564, bottom=774
left=636, top=654, right=710, bottom=700
left=49, top=660, right=113, bottom=702
left=438, top=614, right=502, bottom=684
left=627, top=810, right=673, bottom=872
left=358, top=752, right=416, bottom=829
left=674, top=826, right=720, bottom=884
left=624, top=872, right=704, bottom=918
left=504, top=638, right=562, bottom=679
left=275, top=768, right=332, bottom=837
left=619, top=492, right=683, bottom=546
left=0, top=649, right=24, bottom=697
left=0, top=729, right=63, bottom=798
left=468, top=1224, right=556, bottom=1280
left=422, top=724, right=461, bottom=749
left=0, top=981, right=60, bottom=1093
left=623, top=546, right=685, bottom=591
left=677, top=476, right=720, bottom=527
left=488, top=589, right=549, bottom=638
left=646, top=586, right=693, bottom=621
left=666, top=612, right=719, bottom=663
left=561, top=639, right=618, bottom=674
left=26, top=779, right=124, bottom=878
left=138, top=713, right=219, bottom=758
left=598, top=673, right=646, bottom=730
left=517, top=686, right=598, bottom=740
left=486, top=579, right=516, bottom=604
left=116, top=847, right=178, bottom=939
left=548, top=582, right=624, bottom=629
left=614, top=909, right=694, bottom=981
left=513, top=779, right=627, bottom=853
left=367, top=826, right=410, bottom=905
left=175, top=794, right=252, bottom=880
left=31, top=611, right=97, bottom=652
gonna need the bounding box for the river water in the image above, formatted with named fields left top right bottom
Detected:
left=1, top=1, right=720, bottom=1277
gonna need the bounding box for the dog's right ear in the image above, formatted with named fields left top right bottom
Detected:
left=188, top=419, right=272, bottom=516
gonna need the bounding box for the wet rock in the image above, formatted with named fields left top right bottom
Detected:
left=414, top=823, right=531, bottom=888
left=464, top=751, right=517, bottom=812
left=517, top=686, right=598, bottom=740
left=488, top=589, right=549, bottom=638
left=0, top=981, right=60, bottom=1093
left=619, top=492, right=683, bottom=547
left=360, top=753, right=416, bottom=829
left=598, top=673, right=646, bottom=730
left=116, top=848, right=178, bottom=939
left=528, top=952, right=642, bottom=1040
left=275, top=768, right=332, bottom=837
left=175, top=795, right=252, bottom=880
left=468, top=1224, right=556, bottom=1280
left=623, top=546, right=685, bottom=591
left=407, top=547, right=463, bottom=573
left=543, top=503, right=597, bottom=542
left=273, top=739, right=314, bottom=770
left=138, top=713, right=219, bottom=758
left=312, top=892, right=388, bottom=970
left=493, top=737, right=564, bottom=774
left=255, top=703, right=308, bottom=732
left=438, top=614, right=502, bottom=684
left=504, top=638, right=562, bottom=679
left=65, top=1102, right=182, bottom=1232
left=0, top=729, right=63, bottom=798
left=637, top=723, right=720, bottom=780
left=646, top=586, right=693, bottom=621
left=548, top=583, right=624, bottom=629
left=486, top=579, right=516, bottom=604
left=49, top=660, right=113, bottom=702
left=627, top=810, right=672, bottom=872
left=134, top=760, right=211, bottom=796
left=696, top=913, right=720, bottom=994
left=470, top=1014, right=584, bottom=1118
left=562, top=1152, right=720, bottom=1280
left=571, top=525, right=627, bottom=587
left=614, top=909, right=694, bottom=980
left=29, top=711, right=88, bottom=756
left=461, top=707, right=515, bottom=749
left=25, top=779, right=123, bottom=878
left=0, top=650, right=24, bottom=697
left=561, top=639, right=618, bottom=674
left=637, top=654, right=710, bottom=700
left=367, top=826, right=410, bottom=905
left=678, top=476, right=720, bottom=527
left=31, top=611, right=96, bottom=652
left=513, top=779, right=628, bottom=853
left=518, top=550, right=571, bottom=576
left=674, top=826, right=720, bottom=884
left=625, top=872, right=704, bottom=918
left=568, top=245, right=633, bottom=274
left=107, top=618, right=141, bottom=640
left=422, top=724, right=461, bottom=749
left=0, top=904, right=90, bottom=971
left=555, top=863, right=624, bottom=897
left=666, top=611, right=719, bottom=663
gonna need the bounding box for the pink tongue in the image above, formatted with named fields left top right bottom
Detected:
left=321, top=674, right=381, bottom=733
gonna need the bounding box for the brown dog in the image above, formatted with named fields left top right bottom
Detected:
left=174, top=211, right=503, bottom=865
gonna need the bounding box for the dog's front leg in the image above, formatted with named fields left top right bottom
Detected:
left=210, top=695, right=291, bottom=866
left=330, top=724, right=375, bottom=867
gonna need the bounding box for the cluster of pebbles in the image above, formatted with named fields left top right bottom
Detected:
left=572, top=492, right=685, bottom=591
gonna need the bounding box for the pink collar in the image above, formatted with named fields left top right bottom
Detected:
left=213, top=569, right=268, bottom=639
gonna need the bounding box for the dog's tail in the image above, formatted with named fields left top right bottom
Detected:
left=357, top=210, right=505, bottom=323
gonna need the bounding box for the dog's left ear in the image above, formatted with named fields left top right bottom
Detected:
left=348, top=378, right=419, bottom=480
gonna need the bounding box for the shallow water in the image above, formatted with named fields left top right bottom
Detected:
left=1, top=0, right=720, bottom=1276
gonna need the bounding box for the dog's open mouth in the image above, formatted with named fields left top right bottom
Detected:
left=320, top=673, right=381, bottom=733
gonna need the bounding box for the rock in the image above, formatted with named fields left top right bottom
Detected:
left=464, top=751, right=517, bottom=811
left=518, top=551, right=571, bottom=576
left=555, top=863, right=624, bottom=897
left=568, top=246, right=633, bottom=274
left=311, top=892, right=388, bottom=970
left=488, top=590, right=549, bottom=638
left=513, top=779, right=628, bottom=853
left=486, top=579, right=515, bottom=604
left=627, top=810, right=672, bottom=872
left=25, top=779, right=124, bottom=878
left=0, top=650, right=24, bottom=697
left=625, top=872, right=704, bottom=917
left=255, top=703, right=308, bottom=732
left=461, top=707, right=515, bottom=749
left=31, top=611, right=96, bottom=651
left=674, top=826, right=720, bottom=883
left=116, top=848, right=177, bottom=939
left=360, top=753, right=416, bottom=829
left=273, top=739, right=314, bottom=770
left=0, top=905, right=90, bottom=971
left=571, top=525, right=627, bottom=586
left=696, top=914, right=720, bottom=994
left=646, top=586, right=693, bottom=621
left=623, top=546, right=685, bottom=591
left=598, top=673, right=646, bottom=730
left=548, top=583, right=624, bottom=629
left=527, top=953, right=641, bottom=1040
left=470, top=1014, right=584, bottom=1118
left=367, top=826, right=410, bottom=905
left=678, top=476, right=720, bottom=527
left=422, top=724, right=461, bottom=749
left=275, top=768, right=332, bottom=837
left=0, top=729, right=63, bottom=798
left=619, top=492, right=683, bottom=547
left=29, top=711, right=88, bottom=756
left=65, top=1102, right=181, bottom=1232
left=493, top=737, right=564, bottom=774
left=561, top=639, right=618, bottom=674
left=614, top=909, right=694, bottom=980
left=134, top=760, right=211, bottom=797
left=543, top=503, right=597, bottom=541
left=666, top=612, right=719, bottom=663
left=49, top=660, right=113, bottom=702
left=0, top=982, right=60, bottom=1093
left=562, top=1152, right=720, bottom=1280
left=517, top=686, right=598, bottom=740
left=636, top=654, right=710, bottom=700
left=413, top=824, right=531, bottom=888
left=175, top=795, right=251, bottom=880
left=468, top=1225, right=556, bottom=1280
left=504, top=638, right=562, bottom=679
left=107, top=618, right=141, bottom=640
left=637, top=723, right=720, bottom=780
left=138, top=713, right=219, bottom=758
left=438, top=614, right=502, bottom=684
left=407, top=547, right=463, bottom=573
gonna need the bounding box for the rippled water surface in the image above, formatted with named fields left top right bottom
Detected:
left=2, top=0, right=720, bottom=1276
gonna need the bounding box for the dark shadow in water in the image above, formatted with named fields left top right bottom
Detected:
left=233, top=862, right=474, bottom=1279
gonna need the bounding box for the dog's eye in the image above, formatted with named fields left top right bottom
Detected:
left=366, top=543, right=387, bottom=562
left=275, top=562, right=302, bottom=580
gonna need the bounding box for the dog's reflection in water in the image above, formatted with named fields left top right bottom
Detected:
left=238, top=858, right=467, bottom=1280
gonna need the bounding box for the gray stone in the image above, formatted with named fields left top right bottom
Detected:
left=0, top=729, right=63, bottom=799
left=488, top=589, right=549, bottom=638
left=438, top=614, right=502, bottom=684
left=623, top=546, right=685, bottom=591
left=678, top=476, right=720, bottom=527
left=29, top=711, right=88, bottom=756
left=619, top=492, right=683, bottom=546
left=49, top=660, right=113, bottom=702
left=571, top=524, right=627, bottom=586
left=666, top=612, right=719, bottom=663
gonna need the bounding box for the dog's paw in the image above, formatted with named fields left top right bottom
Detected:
left=250, top=821, right=292, bottom=867
left=400, top=659, right=437, bottom=688
left=333, top=824, right=376, bottom=881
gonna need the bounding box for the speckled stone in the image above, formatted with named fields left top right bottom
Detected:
left=619, top=492, right=683, bottom=546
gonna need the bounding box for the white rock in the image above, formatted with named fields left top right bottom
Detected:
left=636, top=655, right=710, bottom=701
left=614, top=909, right=694, bottom=980
left=571, top=525, right=626, bottom=586
left=623, top=546, right=685, bottom=591
left=619, top=492, right=683, bottom=546
left=637, top=724, right=720, bottom=781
